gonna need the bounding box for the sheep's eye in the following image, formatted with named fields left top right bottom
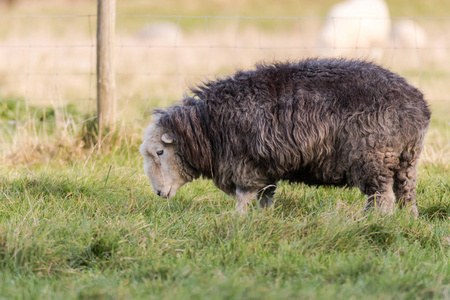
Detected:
left=156, top=150, right=164, bottom=156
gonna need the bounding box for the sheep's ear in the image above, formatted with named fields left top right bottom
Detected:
left=161, top=133, right=174, bottom=144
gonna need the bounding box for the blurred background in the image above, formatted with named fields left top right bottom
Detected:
left=0, top=0, right=449, bottom=158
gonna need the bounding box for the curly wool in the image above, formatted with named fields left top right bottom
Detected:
left=156, top=58, right=430, bottom=207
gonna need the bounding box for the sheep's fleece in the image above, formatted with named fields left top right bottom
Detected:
left=140, top=58, right=431, bottom=216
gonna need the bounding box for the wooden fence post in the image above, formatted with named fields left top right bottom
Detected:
left=97, top=0, right=116, bottom=134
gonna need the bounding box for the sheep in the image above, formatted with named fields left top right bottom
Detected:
left=389, top=20, right=429, bottom=69
left=317, top=0, right=391, bottom=58
left=140, top=58, right=431, bottom=218
left=391, top=19, right=427, bottom=49
left=137, top=21, right=182, bottom=45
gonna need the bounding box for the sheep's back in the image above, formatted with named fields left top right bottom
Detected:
left=189, top=58, right=430, bottom=183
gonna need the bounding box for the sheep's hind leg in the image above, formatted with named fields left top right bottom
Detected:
left=393, top=150, right=420, bottom=219
left=257, top=184, right=277, bottom=209
left=364, top=186, right=396, bottom=215
left=362, top=173, right=396, bottom=215
left=358, top=152, right=396, bottom=215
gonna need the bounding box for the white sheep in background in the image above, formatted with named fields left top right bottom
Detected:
left=391, top=19, right=427, bottom=49
left=317, top=0, right=391, bottom=59
left=137, top=21, right=182, bottom=45
left=389, top=19, right=431, bottom=69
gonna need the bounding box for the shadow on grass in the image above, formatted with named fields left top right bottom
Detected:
left=69, top=237, right=116, bottom=269
left=0, top=176, right=99, bottom=200
left=420, top=204, right=450, bottom=220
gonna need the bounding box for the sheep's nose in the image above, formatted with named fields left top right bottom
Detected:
left=156, top=190, right=161, bottom=197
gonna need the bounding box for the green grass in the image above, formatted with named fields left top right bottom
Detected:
left=0, top=98, right=80, bottom=124
left=0, top=161, right=449, bottom=299
left=0, top=105, right=449, bottom=299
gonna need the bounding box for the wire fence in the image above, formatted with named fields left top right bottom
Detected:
left=0, top=14, right=449, bottom=126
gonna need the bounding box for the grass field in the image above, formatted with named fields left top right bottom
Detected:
left=0, top=100, right=449, bottom=299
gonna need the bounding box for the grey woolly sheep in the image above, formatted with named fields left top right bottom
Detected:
left=140, top=58, right=431, bottom=217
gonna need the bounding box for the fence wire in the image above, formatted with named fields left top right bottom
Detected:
left=0, top=14, right=449, bottom=125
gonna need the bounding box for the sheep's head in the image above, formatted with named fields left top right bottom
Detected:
left=140, top=124, right=189, bottom=199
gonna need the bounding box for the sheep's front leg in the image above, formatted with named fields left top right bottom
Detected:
left=235, top=187, right=257, bottom=214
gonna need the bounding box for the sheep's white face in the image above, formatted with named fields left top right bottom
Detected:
left=140, top=124, right=188, bottom=199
